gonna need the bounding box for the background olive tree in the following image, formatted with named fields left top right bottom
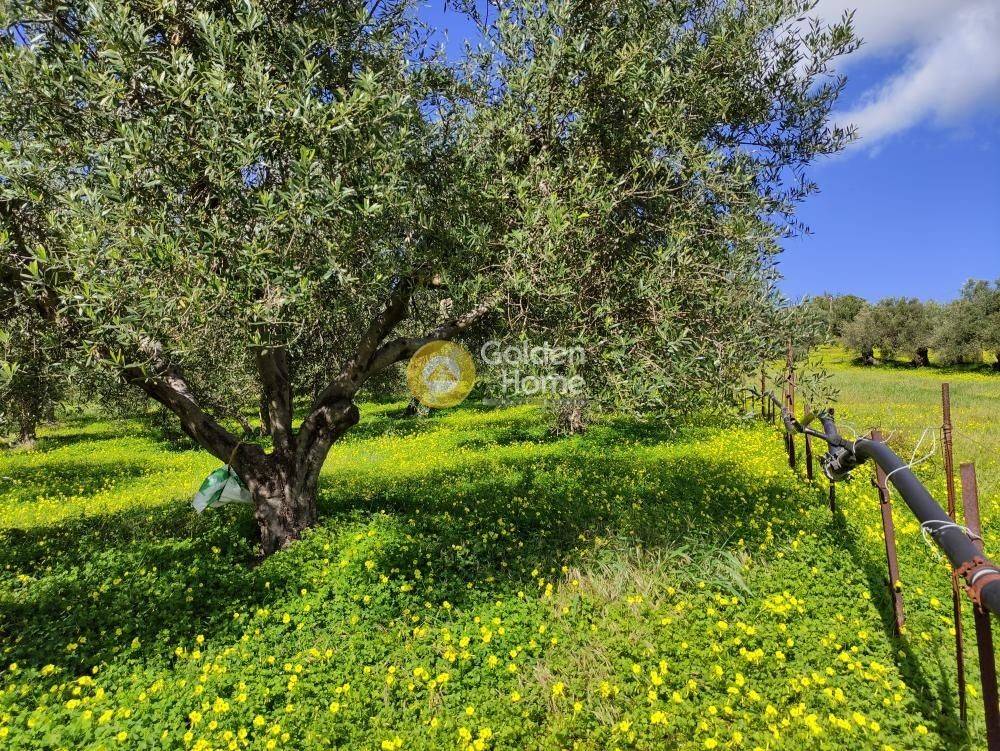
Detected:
left=2, top=0, right=858, bottom=555
left=934, top=279, right=1000, bottom=367
left=805, top=293, right=866, bottom=338
left=0, top=306, right=66, bottom=446
left=842, top=297, right=937, bottom=365
left=0, top=151, right=72, bottom=446
left=835, top=286, right=1000, bottom=369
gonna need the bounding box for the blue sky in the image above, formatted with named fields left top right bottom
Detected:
left=781, top=0, right=1000, bottom=303
left=419, top=0, right=999, bottom=303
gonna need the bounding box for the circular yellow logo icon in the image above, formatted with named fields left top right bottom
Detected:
left=406, top=340, right=476, bottom=409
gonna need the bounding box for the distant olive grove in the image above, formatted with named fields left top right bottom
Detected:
left=807, top=280, right=1000, bottom=368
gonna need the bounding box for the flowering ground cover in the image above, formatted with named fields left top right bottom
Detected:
left=1, top=378, right=996, bottom=750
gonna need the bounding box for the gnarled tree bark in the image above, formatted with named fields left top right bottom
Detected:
left=121, top=286, right=496, bottom=556
left=16, top=416, right=37, bottom=448
left=247, top=397, right=359, bottom=556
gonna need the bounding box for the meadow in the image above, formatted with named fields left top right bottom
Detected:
left=819, top=346, right=1000, bottom=525
left=1, top=353, right=998, bottom=750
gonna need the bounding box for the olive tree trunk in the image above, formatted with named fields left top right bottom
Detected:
left=244, top=397, right=359, bottom=556
left=17, top=416, right=37, bottom=448
left=12, top=392, right=41, bottom=448
left=550, top=399, right=588, bottom=435
left=120, top=288, right=495, bottom=557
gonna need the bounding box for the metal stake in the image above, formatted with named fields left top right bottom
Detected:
left=804, top=401, right=814, bottom=480
left=942, top=383, right=967, bottom=724
left=872, top=429, right=905, bottom=634
left=786, top=340, right=796, bottom=469
left=828, top=408, right=836, bottom=512
left=761, top=369, right=767, bottom=418
left=960, top=463, right=1000, bottom=751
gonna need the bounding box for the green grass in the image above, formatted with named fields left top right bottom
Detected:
left=819, top=345, right=1000, bottom=535
left=0, top=369, right=998, bottom=750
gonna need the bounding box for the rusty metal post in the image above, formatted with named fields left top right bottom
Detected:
left=827, top=408, right=837, bottom=512
left=943, top=384, right=958, bottom=518
left=804, top=432, right=814, bottom=480
left=942, top=384, right=967, bottom=724
left=804, top=402, right=814, bottom=481
left=786, top=340, right=796, bottom=469
left=872, top=429, right=905, bottom=634
left=960, top=463, right=1000, bottom=751
left=760, top=370, right=767, bottom=419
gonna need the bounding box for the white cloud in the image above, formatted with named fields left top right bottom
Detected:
left=812, top=0, right=981, bottom=60
left=811, top=0, right=1000, bottom=147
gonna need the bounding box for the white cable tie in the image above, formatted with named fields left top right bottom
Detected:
left=884, top=429, right=937, bottom=490
left=971, top=567, right=1000, bottom=585
left=919, top=520, right=983, bottom=558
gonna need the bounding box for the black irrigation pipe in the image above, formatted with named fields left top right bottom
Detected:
left=763, top=392, right=1000, bottom=617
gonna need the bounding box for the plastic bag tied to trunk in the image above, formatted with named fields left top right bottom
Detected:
left=192, top=466, right=251, bottom=513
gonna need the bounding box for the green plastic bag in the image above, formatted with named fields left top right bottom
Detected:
left=192, top=466, right=252, bottom=513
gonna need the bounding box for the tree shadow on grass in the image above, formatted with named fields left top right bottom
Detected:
left=2, top=416, right=133, bottom=453
left=0, top=457, right=154, bottom=506
left=20, top=431, right=126, bottom=453
left=0, top=413, right=521, bottom=682
left=437, top=411, right=703, bottom=452
left=860, top=358, right=1000, bottom=377
left=826, top=507, right=971, bottom=749
left=6, top=412, right=937, bottom=742
left=317, top=438, right=803, bottom=610
left=0, top=502, right=264, bottom=675
left=1, top=424, right=790, bottom=690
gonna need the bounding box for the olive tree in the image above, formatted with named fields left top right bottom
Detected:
left=0, top=306, right=65, bottom=446
left=0, top=157, right=70, bottom=446
left=458, top=0, right=857, bottom=419
left=806, top=293, right=866, bottom=338
left=841, top=303, right=877, bottom=364
left=843, top=297, right=936, bottom=365
left=2, top=0, right=473, bottom=553
left=935, top=279, right=1000, bottom=367
left=2, top=0, right=858, bottom=555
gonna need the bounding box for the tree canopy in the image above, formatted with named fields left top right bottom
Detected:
left=934, top=279, right=1000, bottom=367
left=842, top=297, right=938, bottom=366
left=458, top=0, right=857, bottom=412
left=805, top=293, right=866, bottom=338
left=1, top=0, right=859, bottom=553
